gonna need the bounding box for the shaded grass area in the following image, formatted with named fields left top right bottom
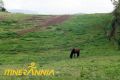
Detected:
left=0, top=13, right=120, bottom=80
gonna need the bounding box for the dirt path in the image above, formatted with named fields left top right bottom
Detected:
left=17, top=15, right=70, bottom=35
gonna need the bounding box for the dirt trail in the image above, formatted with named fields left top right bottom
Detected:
left=17, top=15, right=70, bottom=35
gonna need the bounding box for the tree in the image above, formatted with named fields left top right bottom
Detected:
left=109, top=0, right=120, bottom=49
left=0, top=0, right=6, bottom=12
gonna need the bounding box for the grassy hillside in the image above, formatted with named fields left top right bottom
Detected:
left=0, top=13, right=120, bottom=80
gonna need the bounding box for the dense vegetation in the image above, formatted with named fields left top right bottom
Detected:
left=0, top=12, right=120, bottom=80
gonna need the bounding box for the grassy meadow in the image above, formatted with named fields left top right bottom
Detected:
left=0, top=12, right=120, bottom=80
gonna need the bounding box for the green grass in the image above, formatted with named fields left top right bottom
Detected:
left=0, top=12, right=120, bottom=80
left=0, top=12, right=51, bottom=32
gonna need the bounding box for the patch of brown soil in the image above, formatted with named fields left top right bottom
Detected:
left=17, top=15, right=70, bottom=35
